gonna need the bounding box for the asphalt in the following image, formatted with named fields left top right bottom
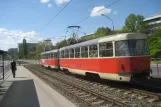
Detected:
left=0, top=66, right=76, bottom=107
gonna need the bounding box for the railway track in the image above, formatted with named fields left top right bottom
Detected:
left=24, top=64, right=161, bottom=107
left=25, top=65, right=131, bottom=107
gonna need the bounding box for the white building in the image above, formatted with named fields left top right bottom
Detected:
left=144, top=13, right=161, bottom=34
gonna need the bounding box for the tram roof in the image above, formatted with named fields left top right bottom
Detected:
left=41, top=49, right=58, bottom=55
left=60, top=33, right=146, bottom=50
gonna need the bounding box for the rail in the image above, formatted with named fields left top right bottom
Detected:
left=25, top=65, right=132, bottom=107
left=24, top=65, right=161, bottom=106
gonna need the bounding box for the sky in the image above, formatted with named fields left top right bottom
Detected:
left=0, top=0, right=161, bottom=51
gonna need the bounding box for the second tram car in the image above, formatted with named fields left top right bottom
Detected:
left=40, top=50, right=59, bottom=69
left=40, top=33, right=151, bottom=82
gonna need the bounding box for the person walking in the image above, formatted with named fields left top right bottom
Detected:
left=11, top=60, right=17, bottom=78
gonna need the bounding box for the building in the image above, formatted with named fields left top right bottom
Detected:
left=8, top=48, right=18, bottom=59
left=144, top=13, right=161, bottom=34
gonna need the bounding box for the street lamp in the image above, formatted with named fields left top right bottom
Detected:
left=101, top=14, right=114, bottom=33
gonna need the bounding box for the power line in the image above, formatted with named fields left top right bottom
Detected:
left=40, top=0, right=73, bottom=32
left=74, top=0, right=120, bottom=25
left=71, top=28, right=87, bottom=35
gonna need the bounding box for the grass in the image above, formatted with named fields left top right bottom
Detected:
left=151, top=60, right=161, bottom=64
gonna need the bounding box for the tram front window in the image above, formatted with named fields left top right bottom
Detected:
left=129, top=40, right=149, bottom=56
left=115, top=40, right=149, bottom=56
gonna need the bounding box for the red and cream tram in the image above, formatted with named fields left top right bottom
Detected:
left=41, top=33, right=151, bottom=82
left=40, top=50, right=59, bottom=69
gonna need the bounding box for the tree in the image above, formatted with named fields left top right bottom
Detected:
left=55, top=40, right=68, bottom=49
left=22, top=38, right=27, bottom=58
left=94, top=27, right=112, bottom=38
left=28, top=45, right=36, bottom=57
left=35, top=42, right=44, bottom=58
left=119, top=26, right=129, bottom=33
left=38, top=40, right=53, bottom=52
left=125, top=14, right=147, bottom=33
left=147, top=29, right=161, bottom=57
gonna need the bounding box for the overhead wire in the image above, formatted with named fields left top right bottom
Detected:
left=73, top=0, right=120, bottom=26
left=40, top=0, right=73, bottom=32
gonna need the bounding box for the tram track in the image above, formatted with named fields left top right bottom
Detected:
left=24, top=64, right=161, bottom=107
left=24, top=65, right=132, bottom=107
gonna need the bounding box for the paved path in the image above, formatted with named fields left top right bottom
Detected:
left=0, top=66, right=76, bottom=107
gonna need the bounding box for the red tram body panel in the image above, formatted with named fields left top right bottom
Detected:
left=40, top=50, right=59, bottom=68
left=60, top=56, right=150, bottom=74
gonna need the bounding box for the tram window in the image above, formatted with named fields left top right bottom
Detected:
left=56, top=52, right=58, bottom=58
left=115, top=41, right=130, bottom=56
left=53, top=53, right=55, bottom=58
left=61, top=50, right=64, bottom=58
left=50, top=53, right=53, bottom=58
left=47, top=54, right=49, bottom=58
left=89, top=44, right=98, bottom=57
left=46, top=54, right=48, bottom=59
left=53, top=53, right=56, bottom=58
left=64, top=49, right=69, bottom=58
left=75, top=47, right=80, bottom=58
left=99, top=42, right=113, bottom=57
left=56, top=53, right=58, bottom=58
left=81, top=46, right=88, bottom=58
left=69, top=48, right=74, bottom=58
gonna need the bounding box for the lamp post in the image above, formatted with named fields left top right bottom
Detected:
left=101, top=14, right=114, bottom=33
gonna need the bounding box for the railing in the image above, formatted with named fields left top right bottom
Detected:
left=151, top=58, right=161, bottom=76
left=0, top=60, right=11, bottom=80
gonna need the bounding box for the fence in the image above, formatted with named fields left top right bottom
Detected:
left=151, top=58, right=161, bottom=76
left=0, top=51, right=11, bottom=80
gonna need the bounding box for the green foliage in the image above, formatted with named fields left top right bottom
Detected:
left=22, top=39, right=27, bottom=58
left=94, top=27, right=112, bottom=38
left=118, top=26, right=129, bottom=33
left=125, top=14, right=147, bottom=33
left=36, top=42, right=44, bottom=55
left=125, top=14, right=137, bottom=32
left=56, top=40, right=68, bottom=49
left=28, top=45, right=36, bottom=57
left=147, top=29, right=161, bottom=57
left=80, top=33, right=95, bottom=41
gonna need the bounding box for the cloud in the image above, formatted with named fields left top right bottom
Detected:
left=113, top=11, right=118, bottom=15
left=55, top=0, right=70, bottom=5
left=90, top=5, right=111, bottom=17
left=48, top=4, right=53, bottom=8
left=0, top=28, right=41, bottom=51
left=40, top=0, right=50, bottom=3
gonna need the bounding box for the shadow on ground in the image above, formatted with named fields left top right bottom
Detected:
left=0, top=79, right=40, bottom=107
